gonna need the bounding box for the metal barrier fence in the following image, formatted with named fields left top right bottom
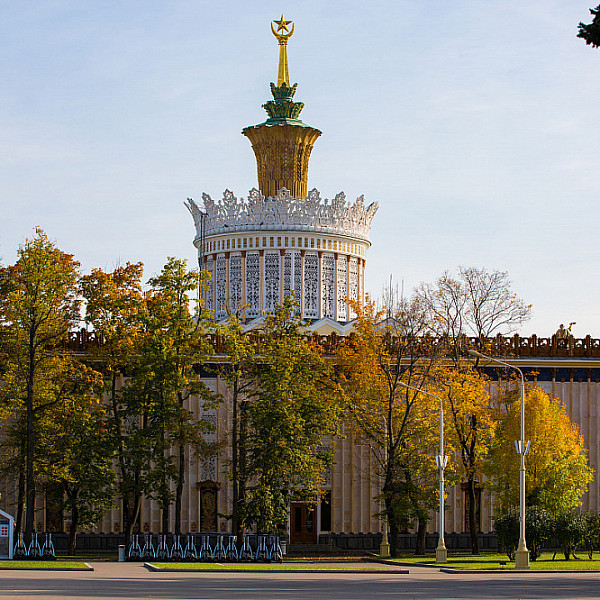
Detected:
left=127, top=533, right=283, bottom=563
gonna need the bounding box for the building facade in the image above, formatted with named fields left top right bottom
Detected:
left=2, top=18, right=599, bottom=553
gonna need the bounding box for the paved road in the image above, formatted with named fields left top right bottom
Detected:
left=0, top=562, right=599, bottom=599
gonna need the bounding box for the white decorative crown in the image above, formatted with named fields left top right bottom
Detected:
left=186, top=188, right=378, bottom=242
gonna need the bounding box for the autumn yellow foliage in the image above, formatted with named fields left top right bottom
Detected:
left=487, top=386, right=593, bottom=515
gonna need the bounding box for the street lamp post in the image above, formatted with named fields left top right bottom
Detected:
left=379, top=420, right=391, bottom=558
left=399, top=382, right=448, bottom=563
left=468, top=349, right=530, bottom=569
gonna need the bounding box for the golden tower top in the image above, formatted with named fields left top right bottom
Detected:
left=271, top=14, right=294, bottom=86
left=242, top=16, right=321, bottom=199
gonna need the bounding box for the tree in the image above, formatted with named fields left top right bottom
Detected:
left=417, top=266, right=531, bottom=553
left=487, top=386, right=593, bottom=516
left=39, top=380, right=115, bottom=554
left=217, top=311, right=257, bottom=536
left=242, top=298, right=341, bottom=533
left=0, top=229, right=82, bottom=542
left=433, top=366, right=495, bottom=554
left=338, top=296, right=443, bottom=556
left=80, top=262, right=150, bottom=544
left=136, top=257, right=217, bottom=534
left=578, top=5, right=600, bottom=48
left=418, top=267, right=531, bottom=359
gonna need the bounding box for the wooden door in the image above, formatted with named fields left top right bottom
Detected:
left=290, top=503, right=317, bottom=544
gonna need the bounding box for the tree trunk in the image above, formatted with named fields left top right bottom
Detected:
left=15, top=463, right=25, bottom=534
left=231, top=380, right=239, bottom=535
left=466, top=477, right=480, bottom=554
left=162, top=503, right=169, bottom=535
left=124, top=493, right=141, bottom=548
left=415, top=515, right=427, bottom=555
left=174, top=392, right=185, bottom=535
left=238, top=401, right=247, bottom=539
left=25, top=323, right=36, bottom=545
left=68, top=499, right=78, bottom=555
left=175, top=443, right=184, bottom=535
left=389, top=518, right=399, bottom=558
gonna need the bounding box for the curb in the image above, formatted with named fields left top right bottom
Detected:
left=144, top=562, right=409, bottom=574
left=366, top=557, right=441, bottom=569
left=0, top=563, right=93, bottom=571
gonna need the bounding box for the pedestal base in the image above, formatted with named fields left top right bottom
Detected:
left=435, top=546, right=447, bottom=563
left=515, top=548, right=530, bottom=569
left=379, top=540, right=390, bottom=559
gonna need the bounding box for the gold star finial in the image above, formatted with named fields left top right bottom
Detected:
left=270, top=15, right=295, bottom=86
left=273, top=14, right=291, bottom=34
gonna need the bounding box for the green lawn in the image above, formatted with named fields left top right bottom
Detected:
left=0, top=560, right=90, bottom=569
left=382, top=552, right=600, bottom=571
left=150, top=562, right=404, bottom=571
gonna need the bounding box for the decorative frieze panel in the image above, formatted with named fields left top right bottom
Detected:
left=186, top=188, right=378, bottom=242
left=264, top=252, right=280, bottom=313
left=204, top=256, right=214, bottom=313
left=283, top=251, right=302, bottom=314
left=321, top=253, right=335, bottom=319
left=304, top=253, right=319, bottom=319
left=215, top=255, right=227, bottom=321
left=293, top=252, right=302, bottom=315
left=229, top=254, right=243, bottom=311
left=245, top=253, right=260, bottom=318
left=337, top=256, right=348, bottom=322
left=284, top=252, right=292, bottom=299
left=348, top=258, right=359, bottom=320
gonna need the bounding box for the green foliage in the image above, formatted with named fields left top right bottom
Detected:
left=526, top=506, right=551, bottom=561
left=0, top=229, right=91, bottom=539
left=242, top=297, right=341, bottom=533
left=578, top=5, right=600, bottom=48
left=132, top=257, right=217, bottom=532
left=217, top=311, right=257, bottom=534
left=40, top=390, right=115, bottom=553
left=493, top=509, right=519, bottom=560
left=494, top=506, right=550, bottom=561
left=81, top=257, right=219, bottom=535
left=551, top=511, right=587, bottom=560
left=80, top=261, right=150, bottom=538
left=582, top=512, right=600, bottom=559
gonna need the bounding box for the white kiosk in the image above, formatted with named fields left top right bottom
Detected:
left=0, top=510, right=14, bottom=560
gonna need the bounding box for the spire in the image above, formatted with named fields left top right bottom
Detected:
left=242, top=17, right=321, bottom=199
left=271, top=14, right=294, bottom=86
left=263, top=15, right=303, bottom=122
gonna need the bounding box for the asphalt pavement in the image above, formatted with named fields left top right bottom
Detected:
left=0, top=561, right=599, bottom=599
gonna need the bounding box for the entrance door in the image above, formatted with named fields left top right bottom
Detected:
left=290, top=503, right=317, bottom=544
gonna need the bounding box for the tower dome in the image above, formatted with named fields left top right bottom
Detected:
left=187, top=16, right=378, bottom=324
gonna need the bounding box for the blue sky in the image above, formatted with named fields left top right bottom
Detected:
left=1, top=1, right=598, bottom=336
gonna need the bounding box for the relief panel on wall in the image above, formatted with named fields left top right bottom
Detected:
left=336, top=256, right=347, bottom=322
left=304, top=252, right=319, bottom=318
left=229, top=254, right=243, bottom=311
left=283, top=251, right=302, bottom=315
left=215, top=255, right=227, bottom=321
left=264, top=252, right=280, bottom=313
left=245, top=253, right=260, bottom=318
left=321, top=253, right=335, bottom=319
left=348, top=257, right=359, bottom=320
left=204, top=256, right=214, bottom=313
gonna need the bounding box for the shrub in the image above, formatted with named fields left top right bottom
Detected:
left=551, top=511, right=586, bottom=560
